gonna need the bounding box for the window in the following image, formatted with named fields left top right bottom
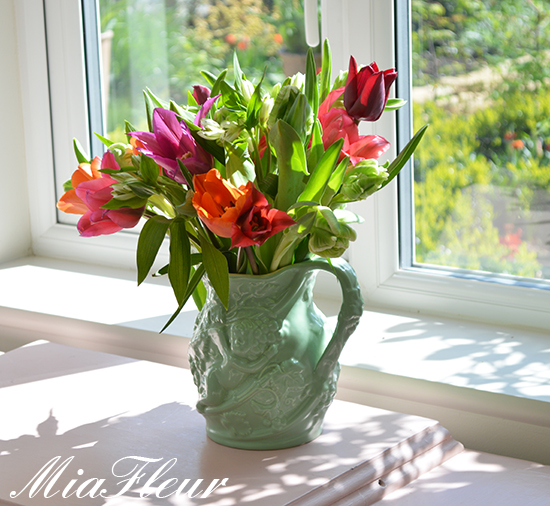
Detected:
left=19, top=0, right=550, bottom=331
left=403, top=0, right=550, bottom=285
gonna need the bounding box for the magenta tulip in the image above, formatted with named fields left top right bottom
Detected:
left=192, top=85, right=211, bottom=105
left=129, top=108, right=212, bottom=184
left=344, top=57, right=397, bottom=122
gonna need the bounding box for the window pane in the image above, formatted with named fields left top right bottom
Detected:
left=98, top=0, right=319, bottom=142
left=411, top=0, right=550, bottom=281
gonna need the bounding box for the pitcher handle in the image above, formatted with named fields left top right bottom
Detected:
left=296, top=257, right=364, bottom=375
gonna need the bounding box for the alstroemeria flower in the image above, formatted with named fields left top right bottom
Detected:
left=57, top=153, right=145, bottom=237
left=318, top=90, right=390, bottom=165
left=57, top=157, right=102, bottom=215
left=192, top=169, right=295, bottom=248
left=129, top=108, right=212, bottom=184
left=344, top=57, right=397, bottom=122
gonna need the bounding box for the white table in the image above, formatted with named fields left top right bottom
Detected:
left=1, top=341, right=547, bottom=505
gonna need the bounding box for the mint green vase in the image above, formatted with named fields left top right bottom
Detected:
left=188, top=258, right=363, bottom=450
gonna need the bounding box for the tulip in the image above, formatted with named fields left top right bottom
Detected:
left=129, top=108, right=213, bottom=185
left=57, top=153, right=145, bottom=237
left=308, top=208, right=357, bottom=258
left=192, top=169, right=245, bottom=239
left=231, top=183, right=296, bottom=248
left=318, top=91, right=390, bottom=165
left=192, top=169, right=295, bottom=248
left=192, top=85, right=211, bottom=105
left=340, top=159, right=389, bottom=201
left=344, top=56, right=397, bottom=122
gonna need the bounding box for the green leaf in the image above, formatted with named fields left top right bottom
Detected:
left=154, top=264, right=169, bottom=277
left=220, top=81, right=245, bottom=111
left=187, top=90, right=198, bottom=107
left=210, top=69, right=228, bottom=97
left=143, top=90, right=155, bottom=132
left=268, top=85, right=300, bottom=129
left=73, top=138, right=90, bottom=164
left=189, top=128, right=226, bottom=164
left=171, top=101, right=197, bottom=125
left=384, top=98, right=407, bottom=111
left=283, top=93, right=310, bottom=143
left=140, top=154, right=159, bottom=184
left=299, top=138, right=344, bottom=203
left=245, top=69, right=266, bottom=129
left=233, top=51, right=243, bottom=90
left=101, top=196, right=147, bottom=210
left=177, top=159, right=195, bottom=191
left=322, top=156, right=349, bottom=205
left=62, top=179, right=73, bottom=192
left=200, top=236, right=229, bottom=309
left=226, top=143, right=255, bottom=186
left=94, top=132, right=114, bottom=148
left=160, top=264, right=205, bottom=333
left=145, top=87, right=169, bottom=109
left=125, top=120, right=138, bottom=133
left=127, top=181, right=156, bottom=199
left=136, top=215, right=171, bottom=286
left=304, top=47, right=319, bottom=121
left=191, top=277, right=207, bottom=312
left=319, top=39, right=332, bottom=104
left=381, top=124, right=428, bottom=189
left=270, top=120, right=308, bottom=211
left=200, top=70, right=217, bottom=87
left=168, top=219, right=191, bottom=305
left=307, top=119, right=325, bottom=173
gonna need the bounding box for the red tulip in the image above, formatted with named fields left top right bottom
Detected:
left=231, top=183, right=296, bottom=248
left=344, top=56, right=397, bottom=122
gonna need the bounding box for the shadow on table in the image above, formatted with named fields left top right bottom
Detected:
left=0, top=400, right=445, bottom=505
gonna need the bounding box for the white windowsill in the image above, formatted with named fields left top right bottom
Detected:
left=1, top=255, right=549, bottom=464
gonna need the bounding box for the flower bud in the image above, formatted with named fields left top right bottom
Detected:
left=308, top=207, right=357, bottom=258
left=340, top=160, right=388, bottom=201
left=241, top=80, right=255, bottom=103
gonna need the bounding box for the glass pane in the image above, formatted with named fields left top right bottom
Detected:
left=98, top=0, right=320, bottom=142
left=411, top=0, right=550, bottom=281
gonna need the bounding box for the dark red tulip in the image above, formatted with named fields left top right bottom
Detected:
left=344, top=56, right=397, bottom=122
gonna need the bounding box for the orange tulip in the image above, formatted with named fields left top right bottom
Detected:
left=57, top=157, right=102, bottom=215
left=192, top=169, right=295, bottom=248
left=192, top=169, right=246, bottom=239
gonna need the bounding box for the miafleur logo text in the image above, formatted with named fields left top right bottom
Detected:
left=10, top=456, right=228, bottom=500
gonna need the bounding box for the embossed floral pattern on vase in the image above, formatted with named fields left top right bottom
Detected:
left=188, top=258, right=363, bottom=450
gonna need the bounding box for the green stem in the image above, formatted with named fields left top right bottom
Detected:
left=245, top=247, right=259, bottom=275
left=270, top=234, right=298, bottom=271
left=248, top=127, right=264, bottom=185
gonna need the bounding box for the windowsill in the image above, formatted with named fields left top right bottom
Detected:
left=1, top=255, right=549, bottom=464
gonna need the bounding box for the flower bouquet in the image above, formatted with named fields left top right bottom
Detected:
left=57, top=40, right=426, bottom=449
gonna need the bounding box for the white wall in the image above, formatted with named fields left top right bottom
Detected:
left=0, top=0, right=32, bottom=263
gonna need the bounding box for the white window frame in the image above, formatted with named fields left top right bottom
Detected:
left=16, top=0, right=550, bottom=332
